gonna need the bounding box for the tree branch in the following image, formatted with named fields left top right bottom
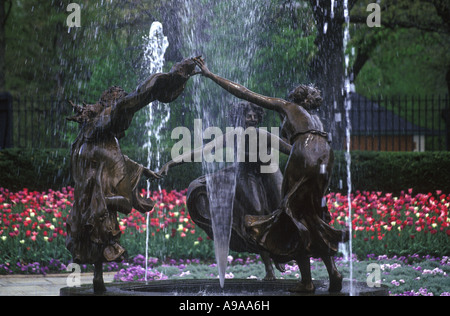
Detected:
left=1, top=0, right=12, bottom=28
left=349, top=14, right=447, bottom=34
left=419, top=0, right=450, bottom=32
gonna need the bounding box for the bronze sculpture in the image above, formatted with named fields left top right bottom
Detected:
left=193, top=56, right=349, bottom=293
left=159, top=102, right=292, bottom=280
left=65, top=58, right=198, bottom=293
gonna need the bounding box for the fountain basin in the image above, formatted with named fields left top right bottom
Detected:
left=60, top=279, right=389, bottom=296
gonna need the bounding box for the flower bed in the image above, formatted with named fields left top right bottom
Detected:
left=0, top=187, right=448, bottom=274
left=0, top=187, right=72, bottom=270
left=112, top=253, right=450, bottom=296
left=329, top=190, right=450, bottom=257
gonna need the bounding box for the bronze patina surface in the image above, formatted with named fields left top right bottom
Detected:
left=66, top=58, right=198, bottom=293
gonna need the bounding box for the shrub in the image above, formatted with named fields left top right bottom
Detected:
left=330, top=151, right=450, bottom=194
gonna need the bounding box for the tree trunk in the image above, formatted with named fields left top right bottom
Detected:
left=308, top=0, right=346, bottom=150
left=0, top=0, right=6, bottom=92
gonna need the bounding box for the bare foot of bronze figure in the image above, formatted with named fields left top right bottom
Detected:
left=328, top=271, right=343, bottom=293
left=289, top=280, right=316, bottom=294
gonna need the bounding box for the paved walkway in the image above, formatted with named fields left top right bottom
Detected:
left=0, top=272, right=116, bottom=296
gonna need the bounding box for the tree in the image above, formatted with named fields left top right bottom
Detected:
left=305, top=0, right=358, bottom=150
left=295, top=0, right=449, bottom=148
left=3, top=0, right=168, bottom=97
left=350, top=0, right=450, bottom=94
left=4, top=1, right=68, bottom=96
left=0, top=0, right=12, bottom=92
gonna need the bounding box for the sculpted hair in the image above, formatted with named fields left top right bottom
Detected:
left=287, top=84, right=323, bottom=110
left=100, top=86, right=128, bottom=107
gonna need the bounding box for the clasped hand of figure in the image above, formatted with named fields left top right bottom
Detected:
left=192, top=56, right=212, bottom=77
left=156, top=161, right=172, bottom=177
left=143, top=167, right=164, bottom=180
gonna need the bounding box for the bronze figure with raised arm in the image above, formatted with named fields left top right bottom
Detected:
left=66, top=58, right=199, bottom=293
left=159, top=101, right=292, bottom=280
left=193, top=56, right=349, bottom=293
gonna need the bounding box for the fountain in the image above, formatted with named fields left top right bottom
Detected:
left=61, top=1, right=389, bottom=297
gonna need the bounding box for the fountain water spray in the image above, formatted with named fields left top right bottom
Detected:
left=142, top=21, right=169, bottom=282
left=343, top=0, right=355, bottom=296
left=180, top=0, right=266, bottom=288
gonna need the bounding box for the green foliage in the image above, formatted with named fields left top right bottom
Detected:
left=1, top=148, right=449, bottom=195
left=0, top=148, right=71, bottom=192
left=355, top=29, right=449, bottom=97
left=331, top=151, right=450, bottom=194
left=252, top=6, right=316, bottom=98
left=5, top=0, right=165, bottom=97
left=5, top=1, right=67, bottom=95
left=351, top=0, right=450, bottom=97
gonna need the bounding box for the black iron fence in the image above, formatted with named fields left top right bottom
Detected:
left=10, top=95, right=77, bottom=148
left=3, top=94, right=450, bottom=151
left=348, top=94, right=449, bottom=152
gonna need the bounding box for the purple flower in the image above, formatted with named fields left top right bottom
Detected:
left=113, top=264, right=168, bottom=282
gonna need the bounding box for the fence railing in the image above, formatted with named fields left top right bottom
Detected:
left=348, top=94, right=449, bottom=152
left=11, top=96, right=76, bottom=149
left=3, top=94, right=450, bottom=151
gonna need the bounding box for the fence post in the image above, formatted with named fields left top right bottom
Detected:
left=0, top=92, right=13, bottom=149
left=377, top=95, right=381, bottom=151
left=404, top=95, right=408, bottom=151
left=364, top=95, right=368, bottom=150
left=443, top=94, right=450, bottom=151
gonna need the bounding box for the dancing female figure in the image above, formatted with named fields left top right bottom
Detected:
left=66, top=58, right=198, bottom=293
left=193, top=57, right=348, bottom=293
left=159, top=102, right=291, bottom=280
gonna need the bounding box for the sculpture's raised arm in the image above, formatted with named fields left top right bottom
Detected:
left=66, top=57, right=199, bottom=138
left=109, top=58, right=199, bottom=133
left=193, top=57, right=289, bottom=114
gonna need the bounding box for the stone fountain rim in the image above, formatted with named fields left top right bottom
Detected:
left=60, top=278, right=389, bottom=296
